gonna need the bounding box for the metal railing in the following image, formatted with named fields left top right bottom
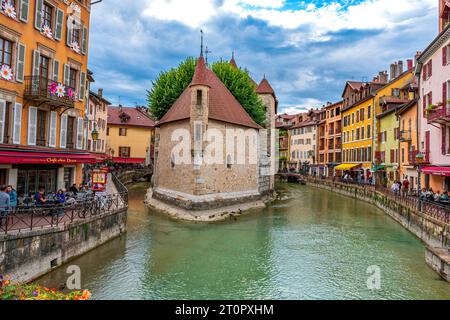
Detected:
left=24, top=76, right=76, bottom=108
left=304, top=176, right=450, bottom=224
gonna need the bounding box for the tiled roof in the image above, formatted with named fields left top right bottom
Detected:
left=108, top=106, right=156, bottom=127
left=157, top=57, right=261, bottom=129
left=290, top=120, right=318, bottom=129
left=256, top=78, right=276, bottom=96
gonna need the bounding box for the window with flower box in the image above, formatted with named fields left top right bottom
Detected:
left=0, top=37, right=12, bottom=67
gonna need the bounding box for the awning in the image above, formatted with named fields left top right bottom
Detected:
left=113, top=157, right=145, bottom=164
left=421, top=166, right=450, bottom=177
left=335, top=163, right=361, bottom=171
left=0, top=150, right=97, bottom=164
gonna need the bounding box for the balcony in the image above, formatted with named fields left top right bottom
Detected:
left=24, top=76, right=76, bottom=108
left=427, top=104, right=450, bottom=125
left=399, top=130, right=412, bottom=142
left=408, top=150, right=430, bottom=165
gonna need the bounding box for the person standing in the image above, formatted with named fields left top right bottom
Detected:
left=402, top=178, right=410, bottom=197
left=0, top=185, right=11, bottom=227
left=7, top=185, right=17, bottom=208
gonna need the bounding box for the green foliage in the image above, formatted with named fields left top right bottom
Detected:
left=147, top=58, right=266, bottom=126
left=212, top=61, right=266, bottom=126
left=147, top=57, right=197, bottom=120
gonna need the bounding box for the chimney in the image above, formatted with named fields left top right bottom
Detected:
left=397, top=60, right=404, bottom=75
left=407, top=59, right=413, bottom=70
left=379, top=71, right=388, bottom=84
left=98, top=88, right=103, bottom=98
left=119, top=104, right=123, bottom=112
left=390, top=64, right=396, bottom=80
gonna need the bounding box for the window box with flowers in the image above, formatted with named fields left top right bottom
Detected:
left=0, top=64, right=14, bottom=82
left=0, top=0, right=17, bottom=20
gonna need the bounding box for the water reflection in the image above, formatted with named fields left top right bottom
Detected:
left=37, top=183, right=450, bottom=300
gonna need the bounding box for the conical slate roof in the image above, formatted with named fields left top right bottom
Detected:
left=157, top=57, right=261, bottom=129
left=256, top=78, right=275, bottom=97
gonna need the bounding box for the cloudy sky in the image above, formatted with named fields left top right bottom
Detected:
left=87, top=0, right=439, bottom=114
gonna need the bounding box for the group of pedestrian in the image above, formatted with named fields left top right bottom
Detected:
left=390, top=178, right=410, bottom=196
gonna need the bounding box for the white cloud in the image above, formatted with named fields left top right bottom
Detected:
left=236, top=0, right=285, bottom=8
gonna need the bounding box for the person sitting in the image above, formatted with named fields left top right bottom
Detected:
left=34, top=187, right=47, bottom=206
left=55, top=189, right=66, bottom=204
left=69, top=184, right=79, bottom=195
left=440, top=191, right=449, bottom=202
left=434, top=191, right=442, bottom=202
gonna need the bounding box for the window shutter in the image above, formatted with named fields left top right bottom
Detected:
left=81, top=25, right=88, bottom=55
left=49, top=111, right=57, bottom=147
left=76, top=117, right=83, bottom=149
left=423, top=68, right=426, bottom=81
left=444, top=47, right=448, bottom=66
left=66, top=17, right=73, bottom=47
left=63, top=64, right=70, bottom=86
left=16, top=43, right=26, bottom=83
left=55, top=9, right=64, bottom=41
left=423, top=96, right=426, bottom=110
left=34, top=0, right=43, bottom=30
left=52, top=60, right=60, bottom=82
left=0, top=100, right=6, bottom=144
left=442, top=126, right=447, bottom=155
left=19, top=0, right=29, bottom=22
left=60, top=114, right=68, bottom=148
left=428, top=60, right=432, bottom=77
left=27, top=106, right=37, bottom=146
left=79, top=71, right=86, bottom=101
left=32, top=49, right=40, bottom=77
left=13, top=103, right=22, bottom=145
left=428, top=93, right=433, bottom=106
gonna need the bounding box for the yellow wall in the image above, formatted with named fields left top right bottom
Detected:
left=107, top=125, right=154, bottom=159
left=342, top=97, right=374, bottom=169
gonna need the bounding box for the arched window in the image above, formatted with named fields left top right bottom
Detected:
left=226, top=155, right=232, bottom=169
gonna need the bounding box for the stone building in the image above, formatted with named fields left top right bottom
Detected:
left=151, top=56, right=276, bottom=212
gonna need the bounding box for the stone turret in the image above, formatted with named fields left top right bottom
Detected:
left=189, top=56, right=210, bottom=195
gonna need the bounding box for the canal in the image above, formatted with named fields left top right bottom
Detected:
left=37, top=183, right=450, bottom=300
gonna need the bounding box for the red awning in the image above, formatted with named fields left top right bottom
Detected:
left=0, top=150, right=97, bottom=164
left=421, top=166, right=450, bottom=177
left=113, top=157, right=145, bottom=164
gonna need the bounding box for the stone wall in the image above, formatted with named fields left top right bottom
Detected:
left=0, top=208, right=127, bottom=283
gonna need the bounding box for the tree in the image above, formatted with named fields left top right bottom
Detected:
left=211, top=61, right=266, bottom=126
left=147, top=58, right=266, bottom=126
left=147, top=57, right=196, bottom=120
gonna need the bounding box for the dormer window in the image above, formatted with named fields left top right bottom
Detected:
left=196, top=90, right=202, bottom=106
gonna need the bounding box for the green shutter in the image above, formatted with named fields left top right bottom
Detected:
left=66, top=16, right=73, bottom=46
left=55, top=8, right=64, bottom=41
left=16, top=43, right=26, bottom=83
left=34, top=0, right=43, bottom=30
left=19, top=0, right=29, bottom=23
left=52, top=60, right=60, bottom=82
left=81, top=25, right=88, bottom=55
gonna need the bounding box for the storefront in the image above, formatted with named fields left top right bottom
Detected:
left=421, top=167, right=450, bottom=193
left=0, top=150, right=97, bottom=196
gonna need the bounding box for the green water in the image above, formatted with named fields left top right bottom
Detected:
left=37, top=183, right=450, bottom=300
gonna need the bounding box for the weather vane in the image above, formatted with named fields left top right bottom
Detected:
left=205, top=46, right=212, bottom=65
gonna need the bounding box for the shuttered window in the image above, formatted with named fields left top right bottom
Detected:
left=54, top=8, right=64, bottom=41
left=76, top=117, right=83, bottom=149
left=48, top=111, right=57, bottom=147
left=0, top=37, right=12, bottom=67
left=0, top=100, right=6, bottom=144
left=27, top=106, right=37, bottom=146
left=12, top=103, right=22, bottom=145
left=16, top=42, right=26, bottom=82
left=19, top=0, right=29, bottom=22
left=60, top=114, right=67, bottom=148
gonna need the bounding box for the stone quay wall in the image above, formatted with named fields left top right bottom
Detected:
left=302, top=177, right=449, bottom=282
left=0, top=208, right=127, bottom=283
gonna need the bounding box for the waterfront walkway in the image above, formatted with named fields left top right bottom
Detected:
left=0, top=174, right=128, bottom=235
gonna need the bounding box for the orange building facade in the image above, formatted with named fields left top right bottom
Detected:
left=0, top=0, right=93, bottom=196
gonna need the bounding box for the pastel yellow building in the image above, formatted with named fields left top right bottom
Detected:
left=106, top=106, right=155, bottom=165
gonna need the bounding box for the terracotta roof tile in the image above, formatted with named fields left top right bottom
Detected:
left=158, top=57, right=261, bottom=129
left=256, top=78, right=275, bottom=96
left=108, top=107, right=155, bottom=127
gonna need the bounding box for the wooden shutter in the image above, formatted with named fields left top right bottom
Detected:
left=423, top=68, right=426, bottom=81
left=60, top=114, right=68, bottom=148
left=66, top=17, right=73, bottom=46
left=34, top=0, right=43, bottom=30
left=52, top=60, right=60, bottom=82
left=32, top=50, right=40, bottom=77
left=428, top=93, right=432, bottom=106
left=27, top=106, right=37, bottom=146
left=0, top=100, right=5, bottom=144
left=16, top=43, right=26, bottom=83
left=442, top=126, right=447, bottom=155
left=19, top=0, right=29, bottom=22
left=12, top=103, right=22, bottom=145
left=444, top=82, right=448, bottom=106
left=390, top=149, right=395, bottom=163
left=425, top=131, right=430, bottom=161
left=428, top=60, right=432, bottom=77
left=55, top=8, right=64, bottom=41
left=76, top=117, right=83, bottom=149
left=79, top=71, right=86, bottom=101
left=81, top=25, right=88, bottom=55
left=49, top=111, right=57, bottom=147
left=63, top=64, right=70, bottom=86
left=444, top=47, right=448, bottom=66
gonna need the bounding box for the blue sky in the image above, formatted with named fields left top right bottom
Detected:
left=87, top=0, right=439, bottom=114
